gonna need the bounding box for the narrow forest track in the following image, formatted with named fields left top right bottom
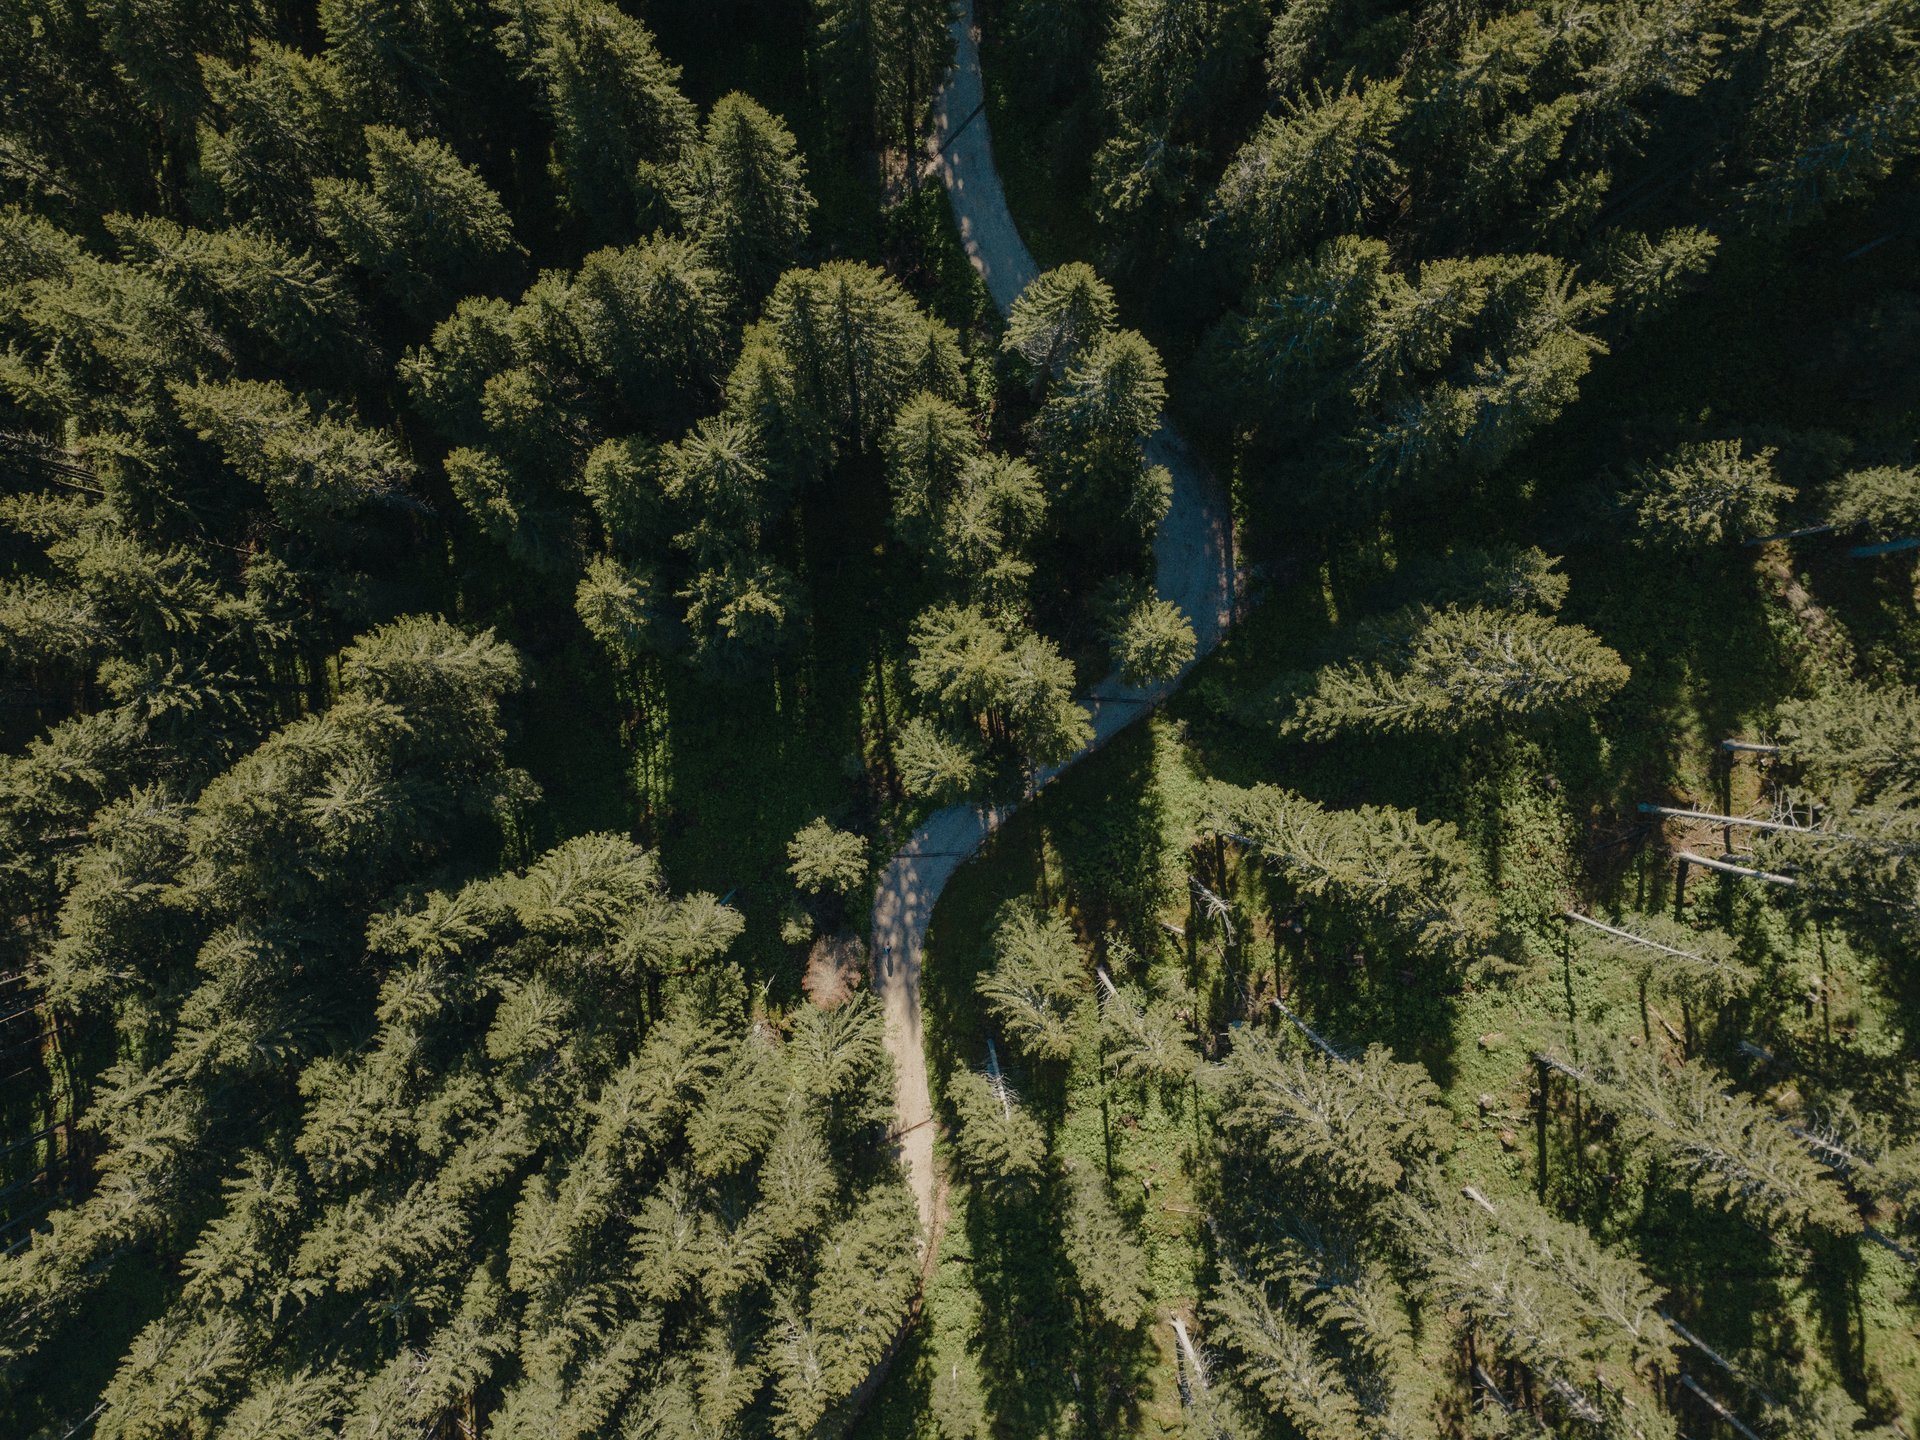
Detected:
left=869, top=0, right=1235, bottom=1252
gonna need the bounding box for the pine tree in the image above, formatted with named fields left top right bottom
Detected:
left=1629, top=439, right=1793, bottom=549
left=977, top=900, right=1088, bottom=1063
left=496, top=0, right=699, bottom=241
left=1289, top=604, right=1630, bottom=739
left=1586, top=1046, right=1863, bottom=1235
left=1214, top=1034, right=1449, bottom=1196
left=1061, top=1161, right=1151, bottom=1328
left=314, top=125, right=524, bottom=324
left=947, top=1067, right=1046, bottom=1183
left=1604, top=227, right=1720, bottom=328
left=1002, top=263, right=1117, bottom=383
left=1209, top=80, right=1403, bottom=279
left=891, top=715, right=983, bottom=802
left=884, top=391, right=981, bottom=551
left=1029, top=328, right=1171, bottom=543
left=787, top=818, right=868, bottom=897
left=1108, top=594, right=1196, bottom=686
left=1830, top=464, right=1920, bottom=544
left=1205, top=780, right=1495, bottom=956
left=682, top=93, right=816, bottom=302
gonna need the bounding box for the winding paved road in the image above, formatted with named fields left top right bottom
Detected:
left=871, top=0, right=1235, bottom=1244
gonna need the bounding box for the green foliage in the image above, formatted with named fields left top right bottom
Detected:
left=787, top=818, right=868, bottom=897
left=1214, top=1035, right=1450, bottom=1198
left=1629, top=439, right=1794, bottom=549
left=1002, top=262, right=1116, bottom=380
left=976, top=900, right=1088, bottom=1063
left=497, top=0, right=699, bottom=240
left=1829, top=464, right=1920, bottom=542
left=1209, top=81, right=1403, bottom=280
left=1204, top=781, right=1493, bottom=958
left=1029, top=327, right=1171, bottom=544
left=1060, top=1162, right=1151, bottom=1328
left=1584, top=1047, right=1863, bottom=1235
left=1288, top=605, right=1631, bottom=739
left=682, top=93, right=816, bottom=302
left=947, top=1067, right=1046, bottom=1185
left=1108, top=594, right=1196, bottom=686
left=314, top=125, right=523, bottom=322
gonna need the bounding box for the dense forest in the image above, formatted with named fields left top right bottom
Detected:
left=0, top=0, right=1917, bottom=1437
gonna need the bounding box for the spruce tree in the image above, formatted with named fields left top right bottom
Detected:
left=1586, top=1046, right=1863, bottom=1235
left=1002, top=263, right=1117, bottom=382
left=787, top=818, right=867, bottom=898
left=1061, top=1161, right=1151, bottom=1329
left=682, top=93, right=816, bottom=303
left=1289, top=604, right=1630, bottom=739
left=497, top=0, right=699, bottom=240
left=976, top=900, right=1088, bottom=1064
left=1205, top=780, right=1495, bottom=956
left=1629, top=439, right=1793, bottom=549
left=314, top=125, right=524, bottom=325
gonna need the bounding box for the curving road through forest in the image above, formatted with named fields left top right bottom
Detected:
left=868, top=0, right=1236, bottom=1254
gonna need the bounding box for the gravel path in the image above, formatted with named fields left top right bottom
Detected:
left=871, top=0, right=1234, bottom=1244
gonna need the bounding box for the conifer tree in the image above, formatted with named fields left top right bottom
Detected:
left=575, top=554, right=658, bottom=671
left=1214, top=1035, right=1450, bottom=1197
left=198, top=41, right=358, bottom=235
left=1629, top=439, right=1793, bottom=549
left=787, top=818, right=867, bottom=897
left=1098, top=970, right=1198, bottom=1086
left=947, top=1067, right=1047, bottom=1184
left=1585, top=1047, right=1863, bottom=1235
left=937, top=454, right=1046, bottom=610
left=1092, top=0, right=1265, bottom=219
left=1029, top=328, right=1171, bottom=543
left=681, top=93, right=816, bottom=303
left=977, top=900, right=1088, bottom=1063
left=172, top=378, right=416, bottom=541
left=1830, top=464, right=1920, bottom=545
left=1205, top=781, right=1495, bottom=957
left=891, top=715, right=983, bottom=802
left=763, top=260, right=960, bottom=454
left=496, top=0, right=699, bottom=240
left=1604, top=227, right=1720, bottom=328
left=1207, top=1265, right=1369, bottom=1440
left=1289, top=605, right=1630, bottom=739
left=314, top=125, right=524, bottom=324
left=1002, top=263, right=1117, bottom=382
left=1061, top=1161, right=1151, bottom=1329
left=1108, top=594, right=1197, bottom=686
left=1209, top=80, right=1403, bottom=278
left=885, top=391, right=981, bottom=551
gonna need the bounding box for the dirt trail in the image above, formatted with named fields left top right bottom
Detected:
left=870, top=0, right=1235, bottom=1243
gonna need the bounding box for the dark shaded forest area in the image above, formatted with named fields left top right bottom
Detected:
left=1, top=0, right=1918, bottom=1437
